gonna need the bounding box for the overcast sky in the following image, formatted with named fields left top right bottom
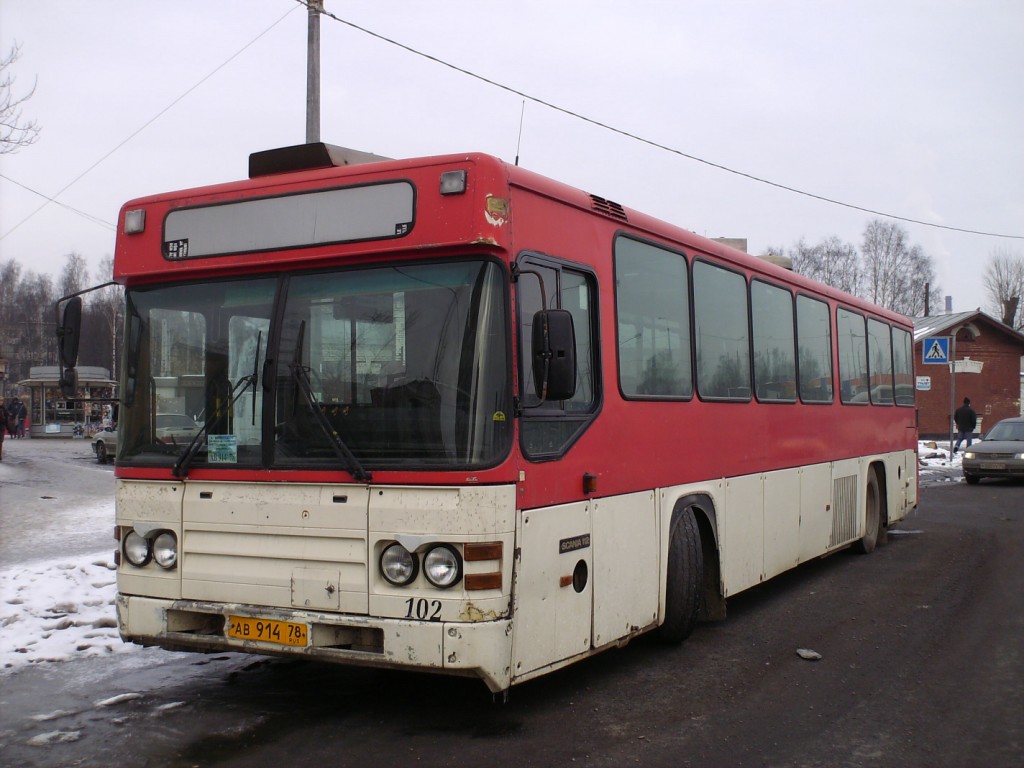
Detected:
left=1, top=1, right=1021, bottom=315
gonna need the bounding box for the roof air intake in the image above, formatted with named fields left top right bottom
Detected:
left=589, top=194, right=627, bottom=222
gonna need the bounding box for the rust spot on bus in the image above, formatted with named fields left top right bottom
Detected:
left=459, top=603, right=499, bottom=622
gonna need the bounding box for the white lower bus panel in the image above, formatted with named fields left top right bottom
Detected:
left=114, top=451, right=916, bottom=692
left=116, top=594, right=516, bottom=691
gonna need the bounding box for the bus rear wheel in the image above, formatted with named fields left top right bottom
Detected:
left=852, top=469, right=882, bottom=554
left=658, top=504, right=704, bottom=643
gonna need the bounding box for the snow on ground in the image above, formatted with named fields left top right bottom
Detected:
left=0, top=441, right=965, bottom=674
left=917, top=438, right=965, bottom=483
left=0, top=497, right=137, bottom=673
left=0, top=555, right=131, bottom=671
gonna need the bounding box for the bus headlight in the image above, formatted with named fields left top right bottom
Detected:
left=123, top=530, right=152, bottom=567
left=153, top=531, right=178, bottom=569
left=380, top=543, right=418, bottom=586
left=424, top=545, right=462, bottom=589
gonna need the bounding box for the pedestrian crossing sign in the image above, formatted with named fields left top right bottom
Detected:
left=922, top=336, right=950, bottom=365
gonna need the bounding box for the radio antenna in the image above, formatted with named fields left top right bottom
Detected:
left=514, top=101, right=526, bottom=166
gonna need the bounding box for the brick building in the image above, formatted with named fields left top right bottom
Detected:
left=913, top=311, right=1024, bottom=439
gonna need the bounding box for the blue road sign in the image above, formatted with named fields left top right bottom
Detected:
left=922, top=336, right=950, bottom=365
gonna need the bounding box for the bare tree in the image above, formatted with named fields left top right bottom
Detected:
left=2, top=256, right=123, bottom=386
left=0, top=258, right=21, bottom=325
left=4, top=268, right=57, bottom=376
left=94, top=256, right=124, bottom=376
left=860, top=219, right=937, bottom=316
left=791, top=236, right=861, bottom=295
left=982, top=247, right=1024, bottom=330
left=0, top=42, right=41, bottom=154
left=881, top=243, right=938, bottom=318
left=59, top=252, right=89, bottom=298
left=0, top=260, right=22, bottom=390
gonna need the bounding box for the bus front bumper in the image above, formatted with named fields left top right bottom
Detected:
left=116, top=594, right=513, bottom=693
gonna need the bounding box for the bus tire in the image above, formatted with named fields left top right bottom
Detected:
left=852, top=469, right=882, bottom=554
left=658, top=504, right=704, bottom=643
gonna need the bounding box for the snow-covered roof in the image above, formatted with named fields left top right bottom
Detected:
left=913, top=311, right=982, bottom=341
left=913, top=310, right=1024, bottom=346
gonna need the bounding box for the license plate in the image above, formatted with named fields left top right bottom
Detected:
left=980, top=462, right=1006, bottom=470
left=228, top=616, right=309, bottom=647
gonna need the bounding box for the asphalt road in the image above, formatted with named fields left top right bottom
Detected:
left=0, top=437, right=113, bottom=565
left=1, top=445, right=1021, bottom=768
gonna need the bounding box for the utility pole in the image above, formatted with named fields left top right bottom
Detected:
left=306, top=0, right=323, bottom=144
left=948, top=331, right=957, bottom=458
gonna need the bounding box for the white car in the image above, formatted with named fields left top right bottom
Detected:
left=92, top=427, right=118, bottom=464
left=91, top=414, right=199, bottom=464
left=155, top=413, right=200, bottom=443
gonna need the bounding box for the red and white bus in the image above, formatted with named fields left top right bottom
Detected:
left=67, top=144, right=917, bottom=692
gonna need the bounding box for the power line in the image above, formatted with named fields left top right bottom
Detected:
left=301, top=1, right=1023, bottom=241
left=0, top=174, right=115, bottom=230
left=0, top=4, right=300, bottom=242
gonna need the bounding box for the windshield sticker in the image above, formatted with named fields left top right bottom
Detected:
left=207, top=434, right=238, bottom=463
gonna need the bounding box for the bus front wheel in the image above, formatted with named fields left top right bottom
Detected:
left=658, top=504, right=704, bottom=643
left=852, top=469, right=883, bottom=554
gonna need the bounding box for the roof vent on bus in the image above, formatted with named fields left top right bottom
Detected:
left=248, top=143, right=392, bottom=178
left=589, top=194, right=628, bottom=222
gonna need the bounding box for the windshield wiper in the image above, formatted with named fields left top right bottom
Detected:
left=172, top=333, right=262, bottom=478
left=289, top=321, right=372, bottom=483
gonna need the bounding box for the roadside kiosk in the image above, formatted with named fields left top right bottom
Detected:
left=17, top=365, right=117, bottom=438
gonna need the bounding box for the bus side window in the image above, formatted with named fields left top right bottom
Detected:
left=517, top=256, right=599, bottom=458
left=837, top=308, right=868, bottom=404
left=614, top=236, right=692, bottom=399
left=867, top=318, right=894, bottom=405
left=892, top=327, right=915, bottom=406
left=693, top=260, right=751, bottom=400
left=796, top=295, right=833, bottom=403
left=751, top=280, right=796, bottom=402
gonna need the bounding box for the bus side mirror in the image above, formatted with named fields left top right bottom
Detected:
left=58, top=297, right=83, bottom=370
left=532, top=309, right=577, bottom=402
left=57, top=297, right=83, bottom=399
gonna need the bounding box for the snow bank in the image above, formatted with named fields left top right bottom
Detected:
left=917, top=438, right=964, bottom=483
left=0, top=554, right=137, bottom=672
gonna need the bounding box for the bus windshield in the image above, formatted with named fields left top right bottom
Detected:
left=119, top=259, right=511, bottom=472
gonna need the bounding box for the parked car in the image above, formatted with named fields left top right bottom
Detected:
left=961, top=416, right=1024, bottom=485
left=155, top=413, right=200, bottom=443
left=92, top=427, right=118, bottom=464
left=91, top=414, right=199, bottom=464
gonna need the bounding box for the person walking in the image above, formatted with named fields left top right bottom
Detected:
left=0, top=400, right=8, bottom=460
left=10, top=397, right=26, bottom=438
left=953, top=397, right=978, bottom=453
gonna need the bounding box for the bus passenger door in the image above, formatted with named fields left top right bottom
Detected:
left=512, top=502, right=592, bottom=680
